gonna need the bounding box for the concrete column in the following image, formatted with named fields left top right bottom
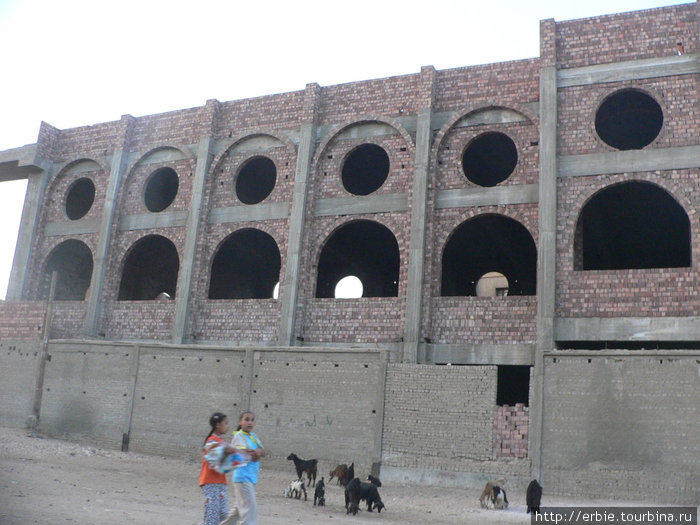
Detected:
left=402, top=66, right=436, bottom=363
left=531, top=19, right=558, bottom=481
left=84, top=116, right=134, bottom=336
left=278, top=83, right=320, bottom=346
left=6, top=165, right=52, bottom=300
left=172, top=119, right=217, bottom=343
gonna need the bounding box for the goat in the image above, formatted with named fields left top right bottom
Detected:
left=284, top=479, right=307, bottom=501
left=313, top=477, right=325, bottom=506
left=526, top=479, right=542, bottom=514
left=478, top=478, right=507, bottom=509
left=345, top=462, right=354, bottom=487
left=286, top=453, right=317, bottom=487
left=367, top=475, right=382, bottom=487
left=491, top=486, right=508, bottom=509
left=345, top=477, right=385, bottom=515
left=329, top=464, right=348, bottom=486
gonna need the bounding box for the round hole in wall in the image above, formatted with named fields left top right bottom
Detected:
left=341, top=144, right=390, bottom=195
left=595, top=89, right=663, bottom=150
left=334, top=275, right=363, bottom=298
left=65, top=178, right=95, bottom=220
left=462, top=132, right=517, bottom=187
left=475, top=272, right=509, bottom=297
left=144, top=167, right=179, bottom=212
left=236, top=156, right=276, bottom=204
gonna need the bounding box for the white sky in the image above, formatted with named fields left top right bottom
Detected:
left=0, top=0, right=681, bottom=298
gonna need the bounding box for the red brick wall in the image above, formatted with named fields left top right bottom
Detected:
left=493, top=404, right=529, bottom=458
left=51, top=302, right=87, bottom=339
left=215, top=91, right=305, bottom=137
left=193, top=300, right=280, bottom=343
left=101, top=301, right=174, bottom=341
left=0, top=301, right=45, bottom=340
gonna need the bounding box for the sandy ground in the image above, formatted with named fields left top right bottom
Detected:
left=0, top=426, right=674, bottom=525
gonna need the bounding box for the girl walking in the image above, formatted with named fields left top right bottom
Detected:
left=199, top=412, right=236, bottom=525
left=230, top=411, right=265, bottom=525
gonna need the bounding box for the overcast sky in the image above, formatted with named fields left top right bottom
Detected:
left=0, top=0, right=681, bottom=298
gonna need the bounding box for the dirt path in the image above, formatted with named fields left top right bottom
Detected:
left=0, top=426, right=651, bottom=525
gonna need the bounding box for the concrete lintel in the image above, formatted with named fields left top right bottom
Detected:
left=45, top=218, right=100, bottom=236
left=436, top=184, right=538, bottom=209
left=208, top=202, right=290, bottom=224
left=555, top=316, right=700, bottom=341
left=0, top=145, right=43, bottom=181
left=314, top=193, right=408, bottom=217
left=118, top=211, right=188, bottom=231
left=558, top=54, right=699, bottom=88
left=425, top=343, right=535, bottom=365
left=559, top=145, right=700, bottom=177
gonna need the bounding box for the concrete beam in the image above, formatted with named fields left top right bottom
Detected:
left=208, top=202, right=290, bottom=224
left=558, top=54, right=699, bottom=88
left=0, top=144, right=42, bottom=182
left=435, top=184, right=538, bottom=209
left=559, top=145, right=700, bottom=177
left=45, top=218, right=100, bottom=236
left=313, top=193, right=408, bottom=217
left=425, top=343, right=535, bottom=365
left=555, top=316, right=700, bottom=341
left=118, top=211, right=188, bottom=231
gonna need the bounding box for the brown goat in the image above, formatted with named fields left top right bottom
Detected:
left=329, top=464, right=348, bottom=486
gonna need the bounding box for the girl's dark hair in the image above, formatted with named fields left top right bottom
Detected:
left=203, top=412, right=227, bottom=445
left=236, top=411, right=254, bottom=431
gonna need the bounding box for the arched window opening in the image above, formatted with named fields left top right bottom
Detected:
left=144, top=167, right=179, bottom=212
left=236, top=156, right=277, bottom=205
left=118, top=235, right=179, bottom=300
left=65, top=178, right=95, bottom=220
left=595, top=89, right=663, bottom=150
left=441, top=215, right=536, bottom=296
left=40, top=240, right=93, bottom=300
left=341, top=144, right=390, bottom=196
left=476, top=272, right=509, bottom=297
left=462, top=132, right=518, bottom=187
left=209, top=229, right=281, bottom=299
left=316, top=220, right=399, bottom=298
left=574, top=181, right=690, bottom=270
left=334, top=275, right=363, bottom=298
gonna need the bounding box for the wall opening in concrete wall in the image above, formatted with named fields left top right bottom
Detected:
left=315, top=220, right=399, bottom=298
left=40, top=239, right=94, bottom=300
left=334, top=275, right=363, bottom=298
left=65, top=178, right=95, bottom=220
left=235, top=156, right=277, bottom=204
left=144, top=167, right=179, bottom=212
left=208, top=228, right=281, bottom=299
left=117, top=235, right=179, bottom=300
left=497, top=365, right=530, bottom=406
left=441, top=214, right=536, bottom=296
left=574, top=181, right=690, bottom=270
left=341, top=144, right=390, bottom=196
left=595, top=89, right=663, bottom=150
left=462, top=132, right=517, bottom=187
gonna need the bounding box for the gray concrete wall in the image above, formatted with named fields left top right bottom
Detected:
left=0, top=341, right=41, bottom=427
left=541, top=351, right=700, bottom=505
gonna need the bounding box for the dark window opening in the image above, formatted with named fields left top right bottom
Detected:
left=574, top=181, right=690, bottom=270
left=40, top=240, right=93, bottom=300
left=235, top=157, right=277, bottom=205
left=144, top=167, right=179, bottom=212
left=595, top=89, right=663, bottom=150
left=65, top=178, right=95, bottom=220
left=441, top=214, right=536, bottom=296
left=462, top=132, right=518, bottom=187
left=316, top=220, right=399, bottom=298
left=118, top=235, right=179, bottom=300
left=341, top=144, right=390, bottom=196
left=497, top=365, right=530, bottom=406
left=208, top=229, right=281, bottom=299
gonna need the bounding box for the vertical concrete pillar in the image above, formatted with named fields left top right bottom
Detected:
left=402, top=66, right=436, bottom=363
left=278, top=83, right=321, bottom=346
left=172, top=100, right=219, bottom=344
left=84, top=115, right=135, bottom=337
left=530, top=18, right=558, bottom=482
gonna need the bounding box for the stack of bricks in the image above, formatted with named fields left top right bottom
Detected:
left=492, top=403, right=529, bottom=458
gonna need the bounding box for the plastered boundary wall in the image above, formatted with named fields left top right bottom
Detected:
left=541, top=350, right=700, bottom=505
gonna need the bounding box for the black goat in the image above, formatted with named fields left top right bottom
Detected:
left=313, top=477, right=325, bottom=506
left=345, top=477, right=385, bottom=515
left=287, top=453, right=318, bottom=487
left=368, top=475, right=382, bottom=487
left=526, top=479, right=542, bottom=514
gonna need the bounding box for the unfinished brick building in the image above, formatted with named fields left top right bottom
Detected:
left=1, top=2, right=698, bottom=504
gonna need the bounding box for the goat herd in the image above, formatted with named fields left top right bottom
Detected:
left=285, top=453, right=544, bottom=517
left=285, top=453, right=384, bottom=515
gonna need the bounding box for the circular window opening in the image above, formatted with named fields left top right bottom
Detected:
left=335, top=275, right=363, bottom=298
left=462, top=132, right=518, bottom=187
left=476, top=272, right=509, bottom=297
left=341, top=144, right=390, bottom=196
left=236, top=157, right=277, bottom=205
left=595, top=89, right=663, bottom=150
left=65, top=178, right=95, bottom=220
left=144, top=167, right=179, bottom=212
